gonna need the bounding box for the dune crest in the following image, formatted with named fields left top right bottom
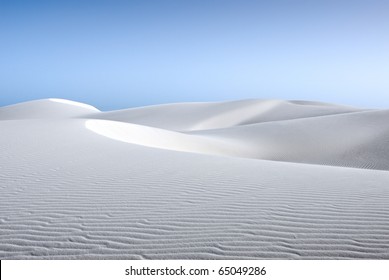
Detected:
left=49, top=98, right=99, bottom=111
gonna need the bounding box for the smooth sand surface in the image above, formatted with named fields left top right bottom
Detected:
left=1, top=99, right=389, bottom=259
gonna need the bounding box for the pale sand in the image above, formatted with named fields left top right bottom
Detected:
left=0, top=99, right=388, bottom=259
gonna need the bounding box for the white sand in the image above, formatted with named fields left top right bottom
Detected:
left=1, top=98, right=389, bottom=259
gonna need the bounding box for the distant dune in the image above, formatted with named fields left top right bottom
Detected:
left=1, top=98, right=389, bottom=259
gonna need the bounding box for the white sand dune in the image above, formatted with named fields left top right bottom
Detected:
left=85, top=99, right=363, bottom=131
left=189, top=109, right=389, bottom=170
left=1, top=98, right=389, bottom=259
left=0, top=98, right=99, bottom=120
left=85, top=120, right=246, bottom=157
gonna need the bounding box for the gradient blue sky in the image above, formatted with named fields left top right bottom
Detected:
left=1, top=0, right=388, bottom=110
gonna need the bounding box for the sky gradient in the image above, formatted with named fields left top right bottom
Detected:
left=1, top=0, right=388, bottom=110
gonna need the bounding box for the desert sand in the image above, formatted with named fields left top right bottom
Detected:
left=1, top=98, right=389, bottom=259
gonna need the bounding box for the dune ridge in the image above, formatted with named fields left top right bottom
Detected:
left=1, top=98, right=389, bottom=259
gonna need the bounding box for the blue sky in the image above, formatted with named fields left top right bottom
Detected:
left=1, top=0, right=388, bottom=110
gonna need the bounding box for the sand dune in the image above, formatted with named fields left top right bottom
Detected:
left=1, top=98, right=389, bottom=259
left=85, top=119, right=246, bottom=157
left=0, top=98, right=99, bottom=120
left=189, top=109, right=389, bottom=170
left=85, top=99, right=363, bottom=131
